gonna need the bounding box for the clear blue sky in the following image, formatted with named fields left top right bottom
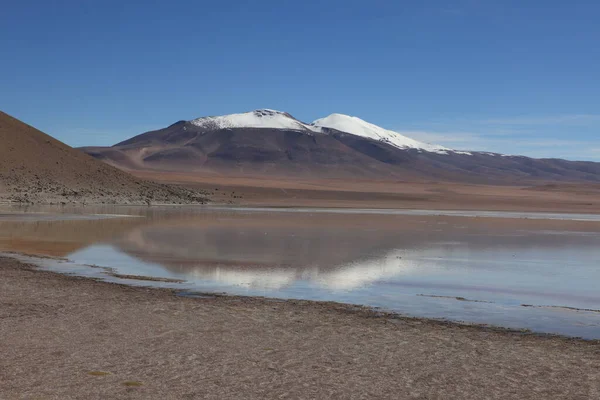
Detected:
left=1, top=0, right=599, bottom=159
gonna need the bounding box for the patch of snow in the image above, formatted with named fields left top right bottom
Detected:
left=190, top=109, right=316, bottom=132
left=311, top=114, right=469, bottom=155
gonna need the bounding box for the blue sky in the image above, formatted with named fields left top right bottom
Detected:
left=1, top=0, right=599, bottom=159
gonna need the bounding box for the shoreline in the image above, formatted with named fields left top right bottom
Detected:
left=2, top=256, right=599, bottom=399
left=5, top=252, right=598, bottom=342
left=4, top=251, right=600, bottom=342
left=4, top=204, right=600, bottom=221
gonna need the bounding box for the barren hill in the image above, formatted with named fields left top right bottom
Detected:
left=0, top=111, right=207, bottom=205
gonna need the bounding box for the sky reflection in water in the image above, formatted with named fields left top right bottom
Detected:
left=1, top=206, right=600, bottom=338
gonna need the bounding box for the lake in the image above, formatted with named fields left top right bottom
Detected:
left=2, top=205, right=600, bottom=338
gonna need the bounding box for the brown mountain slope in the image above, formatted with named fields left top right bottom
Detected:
left=0, top=111, right=207, bottom=205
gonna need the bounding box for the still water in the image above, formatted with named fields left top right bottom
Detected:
left=1, top=206, right=600, bottom=338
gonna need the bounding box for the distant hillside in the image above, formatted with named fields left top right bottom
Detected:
left=80, top=109, right=600, bottom=184
left=0, top=111, right=207, bottom=205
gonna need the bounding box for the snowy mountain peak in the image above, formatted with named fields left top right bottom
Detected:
left=190, top=109, right=314, bottom=132
left=311, top=114, right=454, bottom=155
left=188, top=109, right=469, bottom=155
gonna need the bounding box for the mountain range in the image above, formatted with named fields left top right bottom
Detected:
left=81, top=109, right=600, bottom=183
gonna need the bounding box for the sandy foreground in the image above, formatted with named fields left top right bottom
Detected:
left=1, top=257, right=599, bottom=400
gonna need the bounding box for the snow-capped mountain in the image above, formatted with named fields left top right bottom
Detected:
left=311, top=113, right=460, bottom=155
left=80, top=109, right=600, bottom=183
left=189, top=109, right=459, bottom=155
left=190, top=109, right=316, bottom=132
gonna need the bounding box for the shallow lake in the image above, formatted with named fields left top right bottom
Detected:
left=2, top=206, right=600, bottom=338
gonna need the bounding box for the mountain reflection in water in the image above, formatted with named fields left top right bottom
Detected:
left=2, top=206, right=600, bottom=338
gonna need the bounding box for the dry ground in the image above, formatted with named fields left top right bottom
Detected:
left=1, top=257, right=599, bottom=399
left=132, top=170, right=600, bottom=213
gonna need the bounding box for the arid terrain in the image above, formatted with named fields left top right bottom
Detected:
left=133, top=170, right=600, bottom=213
left=75, top=108, right=600, bottom=213
left=0, top=111, right=207, bottom=205
left=3, top=109, right=600, bottom=213
left=1, top=256, right=599, bottom=400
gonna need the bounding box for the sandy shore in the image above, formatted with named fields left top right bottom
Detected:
left=1, top=257, right=599, bottom=399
